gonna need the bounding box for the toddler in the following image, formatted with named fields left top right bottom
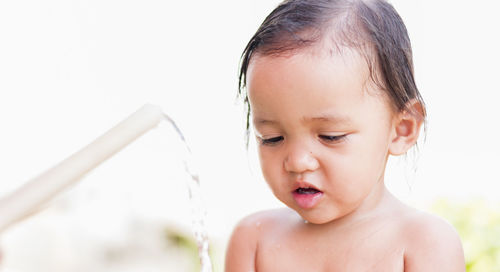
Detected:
left=226, top=0, right=465, bottom=271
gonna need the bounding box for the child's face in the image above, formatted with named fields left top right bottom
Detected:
left=247, top=49, right=397, bottom=224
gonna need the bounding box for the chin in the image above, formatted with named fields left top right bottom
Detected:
left=294, top=208, right=341, bottom=225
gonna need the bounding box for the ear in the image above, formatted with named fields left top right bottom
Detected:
left=389, top=100, right=424, bottom=156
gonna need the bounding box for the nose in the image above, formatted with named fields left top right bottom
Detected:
left=283, top=143, right=320, bottom=174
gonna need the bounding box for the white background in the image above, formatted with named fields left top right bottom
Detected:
left=0, top=0, right=499, bottom=266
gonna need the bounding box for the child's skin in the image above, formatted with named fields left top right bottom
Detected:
left=225, top=44, right=465, bottom=271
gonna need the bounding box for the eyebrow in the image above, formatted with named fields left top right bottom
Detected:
left=253, top=114, right=352, bottom=126
left=304, top=114, right=352, bottom=124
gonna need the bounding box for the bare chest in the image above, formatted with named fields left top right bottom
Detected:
left=255, top=226, right=405, bottom=272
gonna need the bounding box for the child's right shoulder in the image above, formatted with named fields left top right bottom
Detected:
left=229, top=208, right=295, bottom=244
left=235, top=208, right=296, bottom=230
left=225, top=208, right=296, bottom=271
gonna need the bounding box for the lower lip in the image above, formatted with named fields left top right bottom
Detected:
left=292, top=191, right=323, bottom=209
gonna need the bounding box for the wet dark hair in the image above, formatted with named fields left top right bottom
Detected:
left=238, top=0, right=425, bottom=138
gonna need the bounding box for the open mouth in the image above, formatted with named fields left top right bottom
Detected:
left=292, top=186, right=323, bottom=209
left=295, top=187, right=321, bottom=195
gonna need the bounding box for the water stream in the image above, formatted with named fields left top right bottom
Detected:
left=163, top=114, right=213, bottom=272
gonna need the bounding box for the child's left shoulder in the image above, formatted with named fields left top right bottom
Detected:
left=397, top=207, right=465, bottom=271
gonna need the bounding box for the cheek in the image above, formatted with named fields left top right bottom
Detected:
left=258, top=147, right=280, bottom=181
left=322, top=140, right=388, bottom=197
left=257, top=148, right=288, bottom=201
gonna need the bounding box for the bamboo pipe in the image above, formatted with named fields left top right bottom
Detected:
left=0, top=104, right=164, bottom=232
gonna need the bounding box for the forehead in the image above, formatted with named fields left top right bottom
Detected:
left=246, top=48, right=393, bottom=126
left=247, top=45, right=371, bottom=93
left=248, top=49, right=366, bottom=101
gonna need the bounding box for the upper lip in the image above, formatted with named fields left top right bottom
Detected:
left=292, top=180, right=322, bottom=192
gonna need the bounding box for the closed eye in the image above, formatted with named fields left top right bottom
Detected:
left=260, top=136, right=284, bottom=146
left=319, top=134, right=346, bottom=143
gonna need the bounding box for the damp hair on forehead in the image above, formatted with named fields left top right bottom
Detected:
left=238, top=0, right=426, bottom=141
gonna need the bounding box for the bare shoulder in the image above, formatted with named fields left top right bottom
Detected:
left=400, top=208, right=465, bottom=271
left=229, top=208, right=295, bottom=239
left=225, top=208, right=295, bottom=272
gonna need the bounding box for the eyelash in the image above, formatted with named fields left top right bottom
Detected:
left=260, top=136, right=284, bottom=146
left=318, top=134, right=346, bottom=143
left=259, top=134, right=346, bottom=146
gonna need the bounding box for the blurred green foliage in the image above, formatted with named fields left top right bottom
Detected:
left=164, top=226, right=201, bottom=272
left=163, top=226, right=222, bottom=272
left=431, top=198, right=500, bottom=271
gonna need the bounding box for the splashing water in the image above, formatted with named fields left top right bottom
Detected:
left=163, top=114, right=213, bottom=272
